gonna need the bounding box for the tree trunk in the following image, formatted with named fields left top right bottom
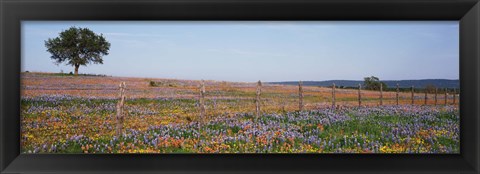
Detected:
left=74, top=64, right=80, bottom=76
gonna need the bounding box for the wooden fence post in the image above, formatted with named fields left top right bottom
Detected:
left=435, top=88, right=438, bottom=106
left=379, top=83, right=383, bottom=106
left=299, top=81, right=304, bottom=111
left=411, top=86, right=415, bottom=105
left=424, top=89, right=428, bottom=105
left=358, top=84, right=362, bottom=106
left=332, top=83, right=336, bottom=109
left=396, top=83, right=399, bottom=105
left=116, top=82, right=126, bottom=137
left=256, top=80, right=262, bottom=117
left=453, top=88, right=456, bottom=105
left=444, top=88, right=448, bottom=106
left=200, top=80, right=206, bottom=120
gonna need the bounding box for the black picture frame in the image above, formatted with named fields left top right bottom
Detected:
left=1, top=0, right=479, bottom=173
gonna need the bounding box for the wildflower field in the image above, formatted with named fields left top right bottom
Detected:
left=21, top=72, right=460, bottom=153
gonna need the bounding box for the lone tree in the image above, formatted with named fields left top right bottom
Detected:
left=363, top=76, right=387, bottom=90
left=45, top=27, right=110, bottom=76
left=425, top=84, right=436, bottom=93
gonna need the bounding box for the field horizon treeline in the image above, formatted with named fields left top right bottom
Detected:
left=269, top=79, right=459, bottom=89
left=22, top=71, right=459, bottom=90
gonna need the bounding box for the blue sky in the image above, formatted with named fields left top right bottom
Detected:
left=22, top=21, right=459, bottom=82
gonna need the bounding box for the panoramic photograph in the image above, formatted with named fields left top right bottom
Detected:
left=21, top=21, right=459, bottom=153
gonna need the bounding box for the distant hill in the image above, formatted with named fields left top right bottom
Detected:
left=267, top=79, right=459, bottom=89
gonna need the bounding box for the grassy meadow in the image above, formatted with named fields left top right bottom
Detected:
left=21, top=72, right=460, bottom=153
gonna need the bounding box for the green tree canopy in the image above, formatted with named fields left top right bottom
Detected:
left=45, top=27, right=110, bottom=76
left=363, top=76, right=387, bottom=90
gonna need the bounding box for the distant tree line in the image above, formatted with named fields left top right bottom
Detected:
left=329, top=76, right=458, bottom=94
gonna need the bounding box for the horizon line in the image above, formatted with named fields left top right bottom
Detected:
left=21, top=71, right=460, bottom=83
